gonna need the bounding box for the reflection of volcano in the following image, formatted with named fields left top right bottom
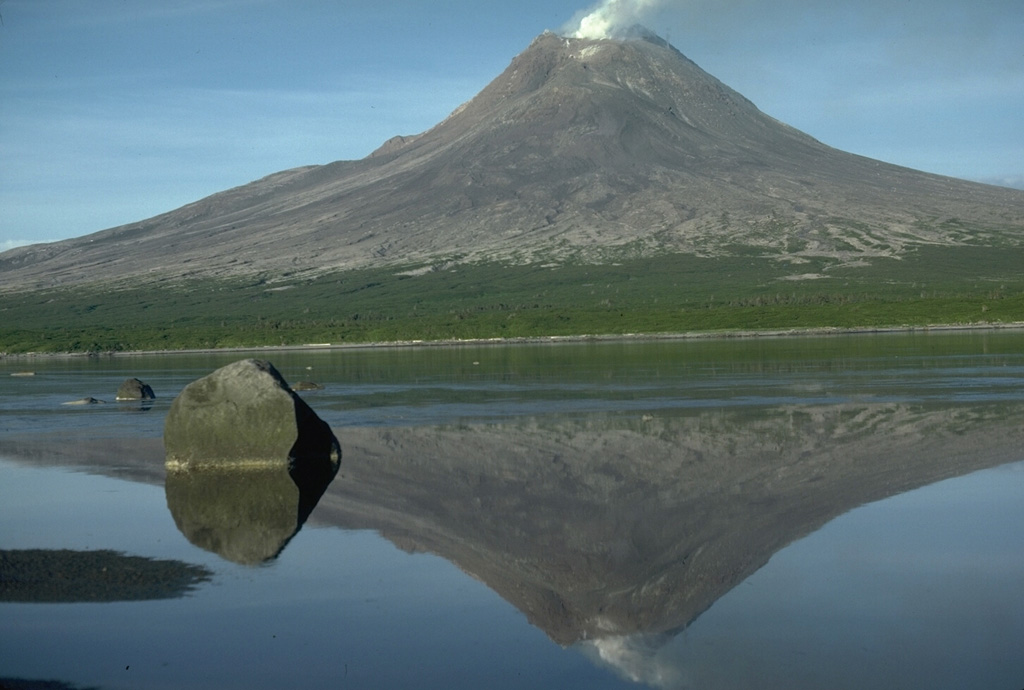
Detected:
left=317, top=402, right=1024, bottom=646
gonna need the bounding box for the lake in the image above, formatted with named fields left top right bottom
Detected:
left=2, top=332, right=1023, bottom=689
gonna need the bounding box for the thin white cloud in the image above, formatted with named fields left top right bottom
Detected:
left=32, top=0, right=275, bottom=30
left=2, top=239, right=55, bottom=252
left=0, top=73, right=483, bottom=244
left=831, top=72, right=1024, bottom=110
left=974, top=175, right=1024, bottom=191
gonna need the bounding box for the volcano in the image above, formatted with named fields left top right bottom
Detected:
left=3, top=29, right=1024, bottom=289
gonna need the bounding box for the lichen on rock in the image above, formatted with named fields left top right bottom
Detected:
left=164, top=358, right=341, bottom=470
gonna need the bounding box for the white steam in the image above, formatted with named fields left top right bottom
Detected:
left=564, top=0, right=666, bottom=39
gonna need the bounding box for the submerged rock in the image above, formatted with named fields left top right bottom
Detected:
left=163, top=358, right=341, bottom=469
left=116, top=377, right=156, bottom=400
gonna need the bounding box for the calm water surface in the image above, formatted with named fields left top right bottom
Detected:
left=1, top=332, right=1023, bottom=689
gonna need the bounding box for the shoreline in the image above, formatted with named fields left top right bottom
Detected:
left=4, top=321, right=1024, bottom=360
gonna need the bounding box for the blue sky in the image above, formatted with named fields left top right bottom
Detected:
left=2, top=0, right=1022, bottom=250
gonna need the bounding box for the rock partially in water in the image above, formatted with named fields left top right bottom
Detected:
left=116, top=377, right=156, bottom=400
left=61, top=397, right=105, bottom=405
left=164, top=358, right=341, bottom=470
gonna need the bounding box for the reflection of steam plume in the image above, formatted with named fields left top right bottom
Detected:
left=564, top=0, right=666, bottom=39
left=578, top=634, right=682, bottom=689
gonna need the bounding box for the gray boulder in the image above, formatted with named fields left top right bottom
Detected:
left=164, top=359, right=341, bottom=470
left=116, top=377, right=155, bottom=400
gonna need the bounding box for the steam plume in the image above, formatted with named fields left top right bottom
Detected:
left=564, top=0, right=666, bottom=39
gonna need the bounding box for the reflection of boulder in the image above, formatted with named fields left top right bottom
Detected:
left=164, top=359, right=341, bottom=468
left=313, top=402, right=1024, bottom=646
left=165, top=461, right=338, bottom=565
left=116, top=377, right=156, bottom=400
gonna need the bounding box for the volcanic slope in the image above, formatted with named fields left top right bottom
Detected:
left=3, top=29, right=1024, bottom=290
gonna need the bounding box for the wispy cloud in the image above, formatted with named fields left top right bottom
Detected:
left=975, top=175, right=1024, bottom=191
left=0, top=74, right=483, bottom=244
left=33, top=0, right=275, bottom=30
left=2, top=238, right=53, bottom=252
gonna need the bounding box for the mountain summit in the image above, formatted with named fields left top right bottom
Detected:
left=3, top=30, right=1023, bottom=288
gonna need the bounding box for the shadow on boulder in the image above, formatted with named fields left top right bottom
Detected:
left=164, top=358, right=341, bottom=469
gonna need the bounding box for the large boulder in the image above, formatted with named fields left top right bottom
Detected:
left=164, top=359, right=341, bottom=470
left=116, top=377, right=156, bottom=400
